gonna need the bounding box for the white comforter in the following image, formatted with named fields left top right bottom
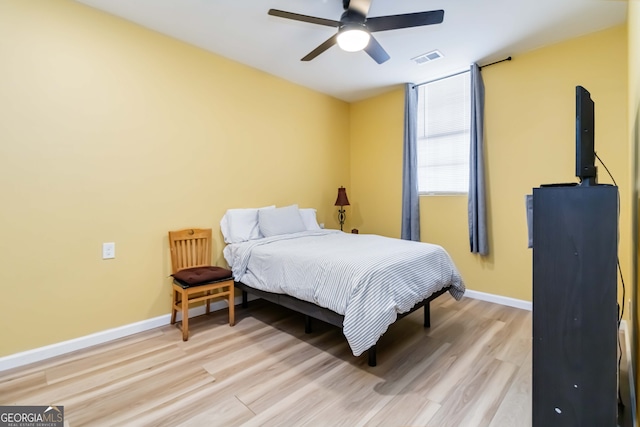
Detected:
left=224, top=230, right=465, bottom=356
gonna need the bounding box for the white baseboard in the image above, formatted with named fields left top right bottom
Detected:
left=1, top=289, right=529, bottom=372
left=463, top=289, right=532, bottom=311
left=0, top=295, right=254, bottom=372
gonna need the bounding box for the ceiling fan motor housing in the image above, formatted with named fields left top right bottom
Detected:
left=340, top=9, right=367, bottom=28
left=337, top=9, right=370, bottom=52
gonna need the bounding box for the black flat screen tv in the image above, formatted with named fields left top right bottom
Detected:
left=576, top=85, right=597, bottom=186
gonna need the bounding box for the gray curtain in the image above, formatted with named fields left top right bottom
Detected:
left=401, top=83, right=420, bottom=241
left=469, top=63, right=488, bottom=255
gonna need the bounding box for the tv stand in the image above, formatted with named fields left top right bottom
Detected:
left=579, top=174, right=598, bottom=186
left=532, top=184, right=618, bottom=426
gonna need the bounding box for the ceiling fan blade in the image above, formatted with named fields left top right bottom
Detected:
left=345, top=0, right=371, bottom=17
left=268, top=9, right=340, bottom=28
left=364, top=35, right=390, bottom=64
left=366, top=10, right=444, bottom=32
left=301, top=34, right=338, bottom=61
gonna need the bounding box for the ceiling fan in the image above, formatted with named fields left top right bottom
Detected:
left=268, top=0, right=444, bottom=64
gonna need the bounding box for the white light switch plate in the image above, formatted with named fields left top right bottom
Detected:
left=102, top=242, right=115, bottom=259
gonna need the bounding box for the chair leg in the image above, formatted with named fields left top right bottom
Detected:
left=181, top=289, right=189, bottom=341
left=170, top=289, right=178, bottom=325
left=228, top=283, right=235, bottom=326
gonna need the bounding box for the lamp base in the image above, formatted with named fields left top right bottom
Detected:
left=337, top=208, right=346, bottom=231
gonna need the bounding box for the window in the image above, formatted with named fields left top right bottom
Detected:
left=417, top=71, right=471, bottom=194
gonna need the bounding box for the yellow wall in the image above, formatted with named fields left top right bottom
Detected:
left=629, top=0, right=640, bottom=420
left=352, top=25, right=630, bottom=304
left=349, top=89, right=404, bottom=237
left=0, top=0, right=349, bottom=357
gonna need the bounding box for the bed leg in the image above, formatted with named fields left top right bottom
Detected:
left=424, top=302, right=431, bottom=328
left=368, top=345, right=377, bottom=367
left=242, top=290, right=248, bottom=308
left=304, top=315, right=312, bottom=334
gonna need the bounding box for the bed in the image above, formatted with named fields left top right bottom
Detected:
left=221, top=205, right=465, bottom=366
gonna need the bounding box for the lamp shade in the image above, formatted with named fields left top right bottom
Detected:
left=334, top=186, right=350, bottom=206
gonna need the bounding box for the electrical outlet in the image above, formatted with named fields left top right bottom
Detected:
left=102, top=242, right=115, bottom=259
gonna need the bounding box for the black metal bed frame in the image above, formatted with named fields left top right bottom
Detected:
left=236, top=281, right=451, bottom=367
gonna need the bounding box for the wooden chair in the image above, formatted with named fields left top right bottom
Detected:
left=168, top=228, right=235, bottom=341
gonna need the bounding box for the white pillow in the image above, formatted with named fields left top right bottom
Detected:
left=258, top=204, right=307, bottom=237
left=299, top=208, right=321, bottom=231
left=220, top=206, right=275, bottom=244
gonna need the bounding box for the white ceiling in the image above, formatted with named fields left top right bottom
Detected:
left=74, top=0, right=627, bottom=102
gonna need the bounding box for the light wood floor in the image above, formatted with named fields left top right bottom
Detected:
left=0, top=295, right=533, bottom=427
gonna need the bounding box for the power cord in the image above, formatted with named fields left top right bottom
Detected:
left=595, top=152, right=617, bottom=187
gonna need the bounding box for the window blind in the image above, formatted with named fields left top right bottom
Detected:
left=417, top=71, right=471, bottom=194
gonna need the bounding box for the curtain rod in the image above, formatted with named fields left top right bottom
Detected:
left=412, top=69, right=468, bottom=89
left=412, top=56, right=512, bottom=89
left=480, top=56, right=512, bottom=69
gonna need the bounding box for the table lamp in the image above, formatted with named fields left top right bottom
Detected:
left=334, top=186, right=350, bottom=231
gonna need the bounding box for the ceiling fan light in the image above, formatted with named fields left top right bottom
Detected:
left=337, top=28, right=370, bottom=52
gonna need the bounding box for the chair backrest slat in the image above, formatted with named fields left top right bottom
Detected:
left=168, top=228, right=213, bottom=273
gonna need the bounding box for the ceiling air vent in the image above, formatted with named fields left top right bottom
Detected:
left=412, top=50, right=443, bottom=65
